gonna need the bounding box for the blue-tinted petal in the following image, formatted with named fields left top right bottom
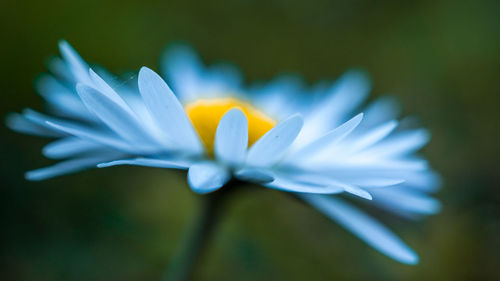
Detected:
left=76, top=84, right=154, bottom=146
left=58, top=40, right=92, bottom=85
left=235, top=168, right=274, bottom=183
left=187, top=162, right=230, bottom=194
left=247, top=114, right=303, bottom=167
left=371, top=187, right=441, bottom=216
left=161, top=44, right=203, bottom=102
left=5, top=112, right=62, bottom=137
left=287, top=113, right=363, bottom=162
left=98, top=157, right=190, bottom=169
left=366, top=129, right=430, bottom=157
left=350, top=120, right=398, bottom=151
left=214, top=108, right=248, bottom=166
left=297, top=70, right=370, bottom=144
left=45, top=120, right=130, bottom=151
left=265, top=174, right=344, bottom=194
left=138, top=67, right=203, bottom=155
left=43, top=137, right=105, bottom=159
left=300, top=194, right=419, bottom=264
left=25, top=153, right=122, bottom=181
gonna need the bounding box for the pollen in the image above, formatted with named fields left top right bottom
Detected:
left=185, top=97, right=276, bottom=156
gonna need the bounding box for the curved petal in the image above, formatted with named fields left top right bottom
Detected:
left=349, top=120, right=398, bottom=152
left=214, top=108, right=248, bottom=166
left=235, top=168, right=274, bottom=183
left=25, top=152, right=122, bottom=181
left=5, top=112, right=63, bottom=137
left=265, top=174, right=344, bottom=194
left=161, top=44, right=203, bottom=102
left=58, top=40, right=92, bottom=85
left=76, top=84, right=154, bottom=145
left=45, top=120, right=131, bottom=152
left=297, top=70, right=371, bottom=145
left=138, top=67, right=203, bottom=155
left=43, top=137, right=105, bottom=159
left=287, top=113, right=363, bottom=162
left=188, top=162, right=230, bottom=194
left=300, top=194, right=419, bottom=265
left=371, top=188, right=441, bottom=216
left=98, top=158, right=191, bottom=169
left=247, top=114, right=303, bottom=167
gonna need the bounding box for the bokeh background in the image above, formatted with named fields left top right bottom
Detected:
left=1, top=0, right=499, bottom=280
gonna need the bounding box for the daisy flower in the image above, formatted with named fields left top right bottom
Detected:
left=7, top=41, right=441, bottom=265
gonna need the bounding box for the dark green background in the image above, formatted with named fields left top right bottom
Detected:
left=1, top=0, right=499, bottom=280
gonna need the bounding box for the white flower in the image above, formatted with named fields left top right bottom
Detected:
left=7, top=41, right=441, bottom=264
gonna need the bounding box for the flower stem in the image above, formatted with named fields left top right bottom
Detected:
left=162, top=189, right=230, bottom=281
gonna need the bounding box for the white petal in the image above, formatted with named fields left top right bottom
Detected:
left=279, top=172, right=372, bottom=200
left=235, top=168, right=274, bottom=183
left=6, top=112, right=62, bottom=137
left=356, top=96, right=400, bottom=131
left=343, top=185, right=373, bottom=200
left=98, top=158, right=191, bottom=169
left=348, top=178, right=405, bottom=188
left=45, top=120, right=131, bottom=152
left=188, top=162, right=230, bottom=194
left=287, top=113, right=363, bottom=162
left=300, top=194, right=419, bottom=264
left=22, top=109, right=71, bottom=133
left=76, top=84, right=154, bottom=145
left=161, top=44, right=203, bottom=102
left=43, top=137, right=104, bottom=159
left=214, top=108, right=248, bottom=166
left=25, top=152, right=122, bottom=181
left=297, top=70, right=370, bottom=145
left=88, top=69, right=131, bottom=109
left=365, top=129, right=430, bottom=157
left=265, top=174, right=344, bottom=194
left=58, top=40, right=92, bottom=85
left=349, top=120, right=398, bottom=152
left=371, top=188, right=441, bottom=216
left=138, top=67, right=203, bottom=155
left=36, top=75, right=91, bottom=120
left=247, top=114, right=303, bottom=167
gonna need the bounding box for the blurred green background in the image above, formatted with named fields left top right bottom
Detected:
left=1, top=0, right=499, bottom=280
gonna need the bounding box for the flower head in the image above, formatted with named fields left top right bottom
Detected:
left=7, top=41, right=441, bottom=264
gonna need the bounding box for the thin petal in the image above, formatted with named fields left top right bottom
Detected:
left=25, top=153, right=121, bottom=181
left=161, top=44, right=202, bottom=102
left=45, top=120, right=130, bottom=151
left=43, top=137, right=104, bottom=159
left=88, top=69, right=131, bottom=109
left=343, top=185, right=373, bottom=200
left=371, top=188, right=441, bottom=216
left=98, top=158, right=190, bottom=169
left=265, top=174, right=344, bottom=194
left=76, top=84, right=154, bottom=145
left=349, top=120, right=398, bottom=152
left=300, top=194, right=419, bottom=264
left=297, top=70, right=370, bottom=145
left=287, top=113, right=363, bottom=161
left=235, top=168, right=274, bottom=183
left=247, top=114, right=303, bottom=167
left=365, top=129, right=430, bottom=157
left=6, top=113, right=62, bottom=137
left=138, top=67, right=203, bottom=155
left=214, top=108, right=248, bottom=166
left=35, top=75, right=90, bottom=120
left=188, top=162, right=230, bottom=194
left=58, top=40, right=92, bottom=84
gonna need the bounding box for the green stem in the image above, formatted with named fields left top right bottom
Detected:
left=162, top=189, right=230, bottom=281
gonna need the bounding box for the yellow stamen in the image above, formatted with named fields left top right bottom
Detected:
left=185, top=97, right=276, bottom=156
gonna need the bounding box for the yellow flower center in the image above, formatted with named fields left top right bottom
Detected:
left=185, top=97, right=276, bottom=156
